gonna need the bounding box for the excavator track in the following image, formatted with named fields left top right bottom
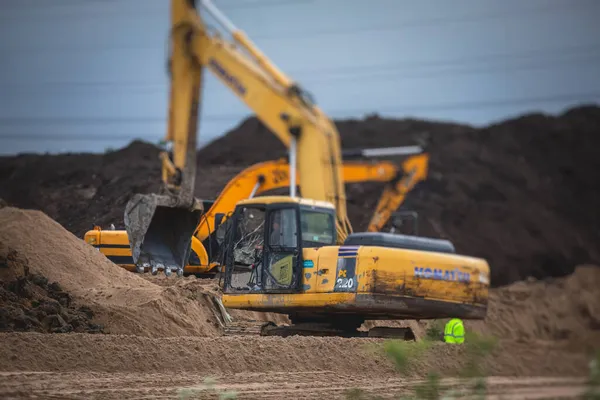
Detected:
left=223, top=321, right=264, bottom=336
left=224, top=321, right=416, bottom=340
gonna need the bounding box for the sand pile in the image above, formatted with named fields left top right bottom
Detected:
left=0, top=243, right=103, bottom=334
left=362, top=264, right=600, bottom=348
left=0, top=206, right=228, bottom=337
left=469, top=264, right=600, bottom=348
left=141, top=274, right=291, bottom=326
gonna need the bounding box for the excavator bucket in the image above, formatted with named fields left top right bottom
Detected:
left=124, top=193, right=204, bottom=276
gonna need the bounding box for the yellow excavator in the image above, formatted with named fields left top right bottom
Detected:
left=122, top=0, right=490, bottom=337
left=85, top=152, right=429, bottom=276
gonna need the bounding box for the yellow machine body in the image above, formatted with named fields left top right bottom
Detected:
left=220, top=196, right=489, bottom=324
left=222, top=246, right=489, bottom=320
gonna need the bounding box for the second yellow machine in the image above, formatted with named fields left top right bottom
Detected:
left=86, top=152, right=429, bottom=276
left=120, top=0, right=490, bottom=337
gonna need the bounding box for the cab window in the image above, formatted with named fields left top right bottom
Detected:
left=300, top=209, right=334, bottom=247
left=228, top=206, right=265, bottom=290
left=268, top=208, right=297, bottom=248
left=264, top=208, right=298, bottom=290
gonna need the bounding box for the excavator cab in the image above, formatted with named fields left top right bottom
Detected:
left=221, top=196, right=335, bottom=294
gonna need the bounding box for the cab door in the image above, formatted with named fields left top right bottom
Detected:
left=261, top=207, right=302, bottom=293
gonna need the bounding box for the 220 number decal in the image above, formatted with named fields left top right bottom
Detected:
left=336, top=278, right=354, bottom=289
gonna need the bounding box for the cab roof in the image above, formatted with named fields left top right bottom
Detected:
left=236, top=195, right=335, bottom=209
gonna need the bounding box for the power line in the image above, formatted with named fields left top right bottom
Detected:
left=1, top=1, right=591, bottom=52
left=0, top=133, right=165, bottom=141
left=286, top=43, right=600, bottom=75
left=261, top=2, right=592, bottom=40
left=0, top=132, right=222, bottom=142
left=5, top=59, right=598, bottom=96
left=370, top=93, right=600, bottom=114
left=3, top=44, right=599, bottom=93
left=1, top=0, right=310, bottom=14
left=0, top=116, right=231, bottom=125
left=3, top=58, right=599, bottom=98
left=1, top=91, right=598, bottom=128
left=307, top=55, right=600, bottom=85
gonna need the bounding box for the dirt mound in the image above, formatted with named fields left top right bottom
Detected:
left=355, top=264, right=600, bottom=353
left=141, top=274, right=291, bottom=326
left=0, top=243, right=104, bottom=334
left=1, top=106, right=599, bottom=286
left=0, top=141, right=162, bottom=236
left=470, top=264, right=600, bottom=347
left=0, top=206, right=231, bottom=337
left=197, top=115, right=469, bottom=166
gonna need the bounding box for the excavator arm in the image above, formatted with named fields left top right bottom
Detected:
left=125, top=0, right=351, bottom=276
left=196, top=152, right=429, bottom=242
left=366, top=153, right=429, bottom=232
left=181, top=0, right=350, bottom=230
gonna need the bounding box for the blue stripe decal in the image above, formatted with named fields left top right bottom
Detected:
left=338, top=245, right=359, bottom=257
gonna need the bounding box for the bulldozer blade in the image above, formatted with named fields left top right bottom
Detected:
left=124, top=193, right=204, bottom=277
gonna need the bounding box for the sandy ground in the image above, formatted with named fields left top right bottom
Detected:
left=0, top=371, right=591, bottom=400
left=1, top=206, right=599, bottom=399
left=0, top=332, right=597, bottom=399
left=0, top=333, right=594, bottom=377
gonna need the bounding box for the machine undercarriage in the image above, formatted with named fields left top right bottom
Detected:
left=259, top=322, right=416, bottom=339
left=223, top=320, right=416, bottom=340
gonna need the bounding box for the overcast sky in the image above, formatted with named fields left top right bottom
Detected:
left=1, top=0, right=599, bottom=155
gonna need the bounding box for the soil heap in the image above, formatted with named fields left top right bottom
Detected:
left=0, top=242, right=103, bottom=334
left=0, top=206, right=227, bottom=337
left=1, top=105, right=599, bottom=286
left=469, top=264, right=600, bottom=348
left=362, top=264, right=600, bottom=349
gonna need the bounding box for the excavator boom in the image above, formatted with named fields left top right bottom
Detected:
left=124, top=0, right=352, bottom=276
